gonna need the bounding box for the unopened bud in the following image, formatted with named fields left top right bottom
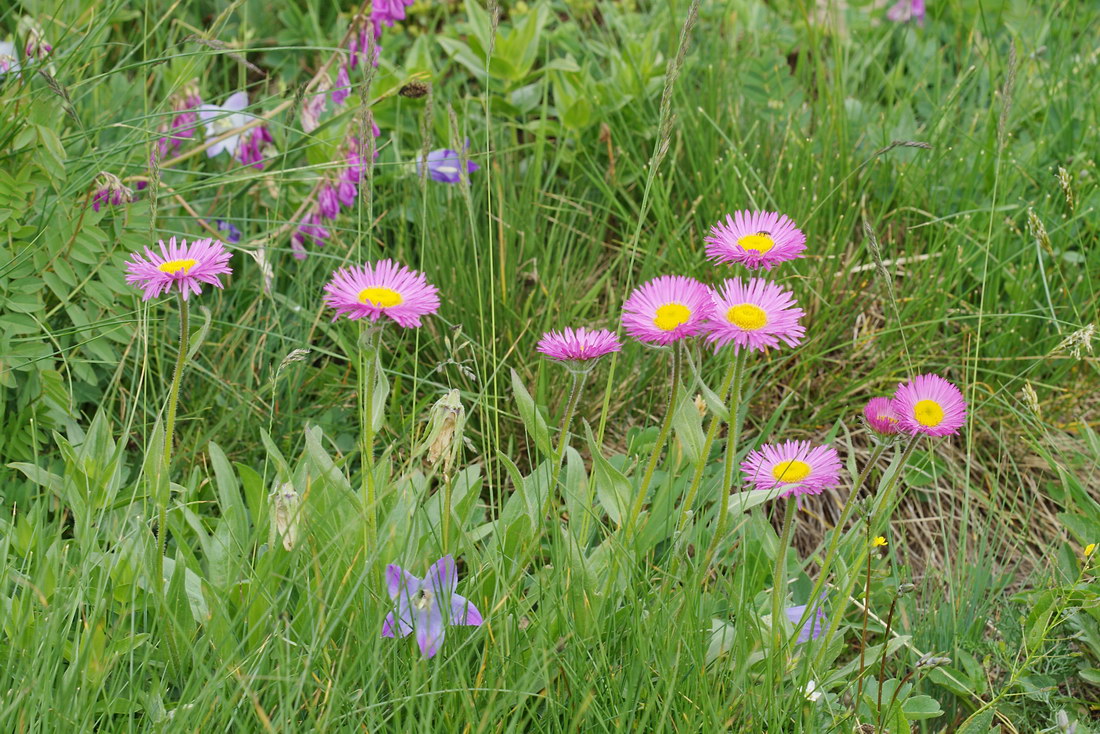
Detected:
left=915, top=653, right=951, bottom=669
left=424, top=389, right=466, bottom=478
left=897, top=583, right=916, bottom=595
left=270, top=483, right=302, bottom=551
left=693, top=393, right=707, bottom=419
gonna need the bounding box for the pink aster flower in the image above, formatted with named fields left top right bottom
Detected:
left=705, top=210, right=807, bottom=271
left=382, top=556, right=483, bottom=659
left=863, top=397, right=900, bottom=436
left=892, top=374, right=967, bottom=437
left=323, top=259, right=440, bottom=327
left=704, top=277, right=805, bottom=353
left=124, top=237, right=232, bottom=301
left=537, top=327, right=622, bottom=364
left=621, top=275, right=712, bottom=346
left=741, top=440, right=842, bottom=499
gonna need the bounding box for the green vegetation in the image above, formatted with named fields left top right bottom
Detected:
left=1, top=0, right=1097, bottom=730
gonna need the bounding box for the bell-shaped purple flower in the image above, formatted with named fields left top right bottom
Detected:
left=419, top=147, right=480, bottom=184
left=784, top=597, right=827, bottom=644
left=382, top=555, right=483, bottom=659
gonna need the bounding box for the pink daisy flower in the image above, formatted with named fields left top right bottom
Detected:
left=863, top=397, right=900, bottom=436
left=705, top=210, right=807, bottom=271
left=621, top=275, right=712, bottom=346
left=323, top=259, right=440, bottom=328
left=124, top=237, right=232, bottom=301
left=741, top=440, right=843, bottom=499
left=537, top=327, right=621, bottom=363
left=892, top=374, right=967, bottom=437
left=704, top=277, right=805, bottom=353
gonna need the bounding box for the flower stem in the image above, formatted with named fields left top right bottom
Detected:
left=674, top=356, right=739, bottom=536
left=361, top=327, right=381, bottom=545
left=157, top=293, right=188, bottom=590
left=701, top=349, right=746, bottom=566
left=797, top=441, right=888, bottom=632
left=771, top=497, right=797, bottom=656
left=624, top=344, right=682, bottom=535
left=813, top=435, right=920, bottom=666
left=540, top=370, right=586, bottom=521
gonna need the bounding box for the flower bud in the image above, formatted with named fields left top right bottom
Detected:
left=424, top=389, right=466, bottom=478
left=270, top=483, right=302, bottom=551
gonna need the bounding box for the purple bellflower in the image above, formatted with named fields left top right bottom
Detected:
left=382, top=555, right=483, bottom=659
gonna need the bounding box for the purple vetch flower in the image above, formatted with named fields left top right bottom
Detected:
left=887, top=0, right=926, bottom=24
left=19, top=18, right=52, bottom=62
left=215, top=220, right=242, bottom=244
left=382, top=555, right=483, bottom=659
left=299, top=213, right=330, bottom=248
left=290, top=232, right=308, bottom=260
left=317, top=185, right=340, bottom=220
left=331, top=65, right=351, bottom=106
left=418, top=147, right=480, bottom=184
left=784, top=598, right=826, bottom=644
left=236, top=125, right=274, bottom=169
left=157, top=81, right=204, bottom=157
left=301, top=87, right=327, bottom=133
left=347, top=27, right=382, bottom=69
left=370, top=0, right=416, bottom=39
left=336, top=178, right=357, bottom=207
left=90, top=172, right=134, bottom=212
left=198, top=91, right=251, bottom=158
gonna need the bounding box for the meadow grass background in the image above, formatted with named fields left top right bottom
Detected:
left=1, top=0, right=1099, bottom=731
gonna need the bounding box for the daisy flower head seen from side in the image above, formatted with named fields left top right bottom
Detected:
left=323, top=259, right=439, bottom=328
left=741, top=440, right=842, bottom=499
left=124, top=237, right=233, bottom=301
left=621, top=275, right=712, bottom=346
left=537, top=327, right=621, bottom=367
left=863, top=397, right=901, bottom=436
left=704, top=277, right=805, bottom=353
left=892, top=373, right=967, bottom=437
left=705, top=210, right=807, bottom=271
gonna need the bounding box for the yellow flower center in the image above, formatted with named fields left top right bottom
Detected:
left=653, top=303, right=691, bottom=331
left=358, top=287, right=403, bottom=308
left=413, top=589, right=434, bottom=611
left=913, top=399, right=944, bottom=427
left=726, top=304, right=768, bottom=331
left=737, top=232, right=776, bottom=254
left=878, top=414, right=898, bottom=424
left=771, top=459, right=811, bottom=483
left=157, top=259, right=198, bottom=275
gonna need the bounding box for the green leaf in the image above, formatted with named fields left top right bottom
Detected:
left=585, top=422, right=631, bottom=527
left=901, top=694, right=943, bottom=720
left=511, top=369, right=552, bottom=458
left=955, top=708, right=995, bottom=734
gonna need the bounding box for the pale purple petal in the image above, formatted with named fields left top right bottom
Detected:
left=426, top=555, right=458, bottom=596
left=784, top=602, right=826, bottom=644
left=449, top=592, right=483, bottom=627
left=414, top=608, right=445, bottom=659
left=224, top=91, right=249, bottom=112
left=386, top=564, right=421, bottom=600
